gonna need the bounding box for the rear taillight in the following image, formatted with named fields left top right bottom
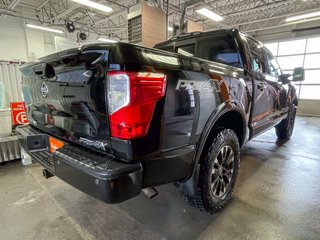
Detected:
left=107, top=71, right=166, bottom=140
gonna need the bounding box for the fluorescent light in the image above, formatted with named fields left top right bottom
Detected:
left=168, top=27, right=173, bottom=32
left=286, top=11, right=320, bottom=22
left=71, top=0, right=112, bottom=13
left=196, top=8, right=223, bottom=22
left=26, top=24, right=64, bottom=34
left=97, top=37, right=117, bottom=43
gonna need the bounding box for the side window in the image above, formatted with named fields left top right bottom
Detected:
left=197, top=35, right=243, bottom=67
left=176, top=44, right=195, bottom=57
left=246, top=37, right=267, bottom=74
left=265, top=48, right=282, bottom=77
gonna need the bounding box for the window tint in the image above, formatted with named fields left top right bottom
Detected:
left=265, top=48, right=282, bottom=77
left=160, top=46, right=174, bottom=53
left=196, top=35, right=243, bottom=67
left=246, top=37, right=267, bottom=74
left=176, top=44, right=195, bottom=57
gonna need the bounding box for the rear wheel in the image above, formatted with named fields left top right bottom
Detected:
left=183, top=129, right=240, bottom=214
left=275, top=104, right=297, bottom=139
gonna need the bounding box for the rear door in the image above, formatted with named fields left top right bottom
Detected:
left=20, top=49, right=111, bottom=153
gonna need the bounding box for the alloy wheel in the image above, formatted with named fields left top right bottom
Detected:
left=211, top=145, right=235, bottom=198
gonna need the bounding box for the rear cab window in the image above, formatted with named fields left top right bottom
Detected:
left=196, top=34, right=243, bottom=68
left=155, top=31, right=244, bottom=68
left=177, top=45, right=195, bottom=57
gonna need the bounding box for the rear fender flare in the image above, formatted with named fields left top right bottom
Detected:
left=180, top=102, right=246, bottom=195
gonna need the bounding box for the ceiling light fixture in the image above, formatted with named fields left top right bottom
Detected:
left=286, top=11, right=320, bottom=22
left=196, top=8, right=223, bottom=22
left=97, top=37, right=117, bottom=43
left=26, top=24, right=64, bottom=34
left=70, top=0, right=112, bottom=13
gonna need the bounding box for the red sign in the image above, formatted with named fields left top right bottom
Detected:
left=10, top=102, right=28, bottom=125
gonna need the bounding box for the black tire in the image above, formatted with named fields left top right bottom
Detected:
left=275, top=104, right=297, bottom=140
left=183, top=129, right=240, bottom=214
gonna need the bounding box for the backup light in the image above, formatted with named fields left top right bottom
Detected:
left=70, top=0, right=112, bottom=13
left=26, top=24, right=64, bottom=34
left=286, top=11, right=320, bottom=22
left=196, top=8, right=223, bottom=22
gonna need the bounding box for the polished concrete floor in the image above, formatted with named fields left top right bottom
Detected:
left=1, top=116, right=320, bottom=240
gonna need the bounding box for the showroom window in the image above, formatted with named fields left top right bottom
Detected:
left=265, top=36, right=320, bottom=100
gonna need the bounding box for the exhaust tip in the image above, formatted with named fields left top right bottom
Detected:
left=142, top=187, right=159, bottom=199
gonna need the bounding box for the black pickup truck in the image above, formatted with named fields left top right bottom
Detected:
left=18, top=28, right=304, bottom=213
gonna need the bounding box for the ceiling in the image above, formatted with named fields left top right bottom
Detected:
left=1, top=0, right=320, bottom=40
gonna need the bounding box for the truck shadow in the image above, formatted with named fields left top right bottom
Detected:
left=117, top=132, right=287, bottom=240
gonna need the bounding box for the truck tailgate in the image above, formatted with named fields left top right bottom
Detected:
left=20, top=48, right=111, bottom=154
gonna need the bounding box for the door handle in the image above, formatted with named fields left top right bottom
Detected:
left=257, top=82, right=266, bottom=91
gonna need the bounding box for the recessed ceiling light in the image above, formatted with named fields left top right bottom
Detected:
left=286, top=11, right=320, bottom=22
left=70, top=0, right=112, bottom=13
left=196, top=8, right=223, bottom=22
left=26, top=24, right=64, bottom=34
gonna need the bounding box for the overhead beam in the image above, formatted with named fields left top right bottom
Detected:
left=37, top=0, right=50, bottom=11
left=8, top=0, right=21, bottom=9
left=95, top=9, right=127, bottom=24
left=52, top=4, right=81, bottom=20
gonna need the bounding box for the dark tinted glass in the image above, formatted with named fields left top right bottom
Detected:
left=245, top=37, right=267, bottom=74
left=265, top=48, right=282, bottom=77
left=159, top=46, right=174, bottom=53
left=176, top=44, right=195, bottom=57
left=197, top=35, right=243, bottom=67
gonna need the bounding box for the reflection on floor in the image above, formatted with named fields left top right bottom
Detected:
left=1, top=116, right=320, bottom=240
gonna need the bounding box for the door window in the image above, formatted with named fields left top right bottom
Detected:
left=196, top=34, right=243, bottom=67
left=265, top=48, right=282, bottom=77
left=176, top=44, right=195, bottom=57
left=246, top=37, right=267, bottom=74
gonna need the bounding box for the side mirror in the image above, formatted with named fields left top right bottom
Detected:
left=278, top=74, right=291, bottom=84
left=278, top=67, right=305, bottom=84
left=292, top=67, right=305, bottom=82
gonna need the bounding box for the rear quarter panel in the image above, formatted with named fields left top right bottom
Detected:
left=109, top=44, right=250, bottom=186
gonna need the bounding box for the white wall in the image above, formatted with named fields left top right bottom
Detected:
left=0, top=16, right=100, bottom=62
left=0, top=17, right=29, bottom=61
left=297, top=100, right=320, bottom=117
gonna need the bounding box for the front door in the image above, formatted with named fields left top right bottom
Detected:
left=245, top=37, right=276, bottom=136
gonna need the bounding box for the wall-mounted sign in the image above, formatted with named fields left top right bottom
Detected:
left=10, top=102, right=28, bottom=125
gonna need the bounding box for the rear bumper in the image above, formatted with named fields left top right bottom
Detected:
left=16, top=125, right=142, bottom=203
